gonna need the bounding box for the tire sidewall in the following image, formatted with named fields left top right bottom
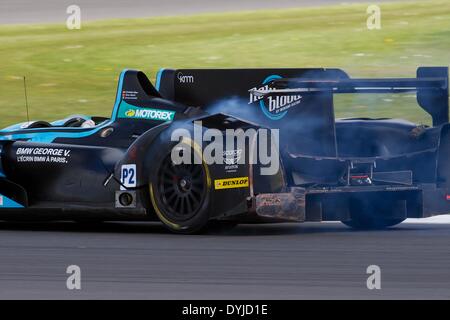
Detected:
left=343, top=198, right=406, bottom=230
left=149, top=139, right=212, bottom=234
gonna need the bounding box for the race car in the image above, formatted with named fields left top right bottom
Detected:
left=0, top=66, right=448, bottom=233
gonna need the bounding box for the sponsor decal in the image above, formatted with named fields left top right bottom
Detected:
left=225, top=164, right=239, bottom=173
left=223, top=149, right=242, bottom=165
left=248, top=75, right=302, bottom=120
left=119, top=103, right=175, bottom=121
left=446, top=194, right=450, bottom=201
left=125, top=109, right=135, bottom=117
left=16, top=147, right=71, bottom=164
left=171, top=121, right=281, bottom=176
left=122, top=90, right=138, bottom=100
left=223, top=149, right=242, bottom=173
left=177, top=72, right=194, bottom=84
left=121, top=164, right=137, bottom=190
left=214, top=176, right=249, bottom=190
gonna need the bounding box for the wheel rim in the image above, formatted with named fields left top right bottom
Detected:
left=157, top=155, right=207, bottom=221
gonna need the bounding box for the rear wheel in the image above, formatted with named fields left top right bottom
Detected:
left=342, top=199, right=406, bottom=230
left=342, top=217, right=405, bottom=230
left=150, top=147, right=211, bottom=234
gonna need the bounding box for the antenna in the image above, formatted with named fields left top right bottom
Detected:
left=23, top=76, right=30, bottom=123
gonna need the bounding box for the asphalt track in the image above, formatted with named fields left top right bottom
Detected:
left=0, top=220, right=449, bottom=299
left=0, top=0, right=446, bottom=301
left=1, top=0, right=407, bottom=24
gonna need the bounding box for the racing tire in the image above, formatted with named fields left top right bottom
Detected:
left=341, top=198, right=406, bottom=230
left=341, top=218, right=405, bottom=230
left=149, top=141, right=211, bottom=234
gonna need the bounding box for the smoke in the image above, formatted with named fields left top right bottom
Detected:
left=195, top=69, right=446, bottom=223
left=203, top=97, right=264, bottom=124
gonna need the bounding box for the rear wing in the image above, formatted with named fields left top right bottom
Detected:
left=251, top=67, right=449, bottom=126
left=155, top=67, right=448, bottom=157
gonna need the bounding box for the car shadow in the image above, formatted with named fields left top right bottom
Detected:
left=0, top=221, right=169, bottom=234
left=0, top=220, right=447, bottom=236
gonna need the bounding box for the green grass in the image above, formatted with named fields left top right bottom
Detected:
left=0, top=0, right=449, bottom=127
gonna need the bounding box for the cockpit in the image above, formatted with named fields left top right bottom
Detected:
left=1, top=115, right=109, bottom=131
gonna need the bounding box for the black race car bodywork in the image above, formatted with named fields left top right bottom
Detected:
left=0, top=66, right=448, bottom=233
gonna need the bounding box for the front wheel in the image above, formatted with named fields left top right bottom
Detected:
left=149, top=145, right=211, bottom=234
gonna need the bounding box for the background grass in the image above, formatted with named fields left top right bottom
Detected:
left=0, top=0, right=449, bottom=127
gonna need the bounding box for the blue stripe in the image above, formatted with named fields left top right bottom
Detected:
left=0, top=194, right=23, bottom=208
left=259, top=75, right=288, bottom=120
left=0, top=144, right=5, bottom=177
left=155, top=68, right=165, bottom=91
left=111, top=69, right=127, bottom=120
left=0, top=128, right=106, bottom=143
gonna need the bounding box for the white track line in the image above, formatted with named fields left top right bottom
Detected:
left=406, top=215, right=450, bottom=224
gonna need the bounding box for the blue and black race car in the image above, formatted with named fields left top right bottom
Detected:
left=0, top=66, right=448, bottom=233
